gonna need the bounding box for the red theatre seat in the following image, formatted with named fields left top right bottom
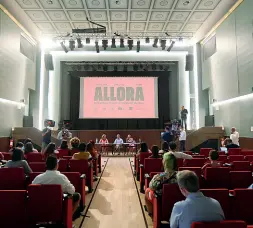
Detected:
left=69, top=159, right=93, bottom=193
left=184, top=158, right=205, bottom=167
left=26, top=153, right=43, bottom=163
left=57, top=148, right=70, bottom=158
left=218, top=155, right=228, bottom=163
left=153, top=183, right=184, bottom=228
left=136, top=152, right=152, bottom=181
left=201, top=189, right=230, bottom=218
left=0, top=168, right=25, bottom=190
left=191, top=220, right=247, bottom=228
left=204, top=167, right=230, bottom=188
left=231, top=189, right=253, bottom=224
left=29, top=172, right=42, bottom=184
left=245, top=155, right=253, bottom=163
left=229, top=155, right=244, bottom=162
left=177, top=158, right=184, bottom=168
left=140, top=158, right=163, bottom=192
left=200, top=148, right=213, bottom=157
left=0, top=190, right=27, bottom=227
left=228, top=148, right=242, bottom=155
left=27, top=184, right=72, bottom=228
left=58, top=159, right=69, bottom=172
left=29, top=162, right=46, bottom=172
left=179, top=167, right=201, bottom=177
left=232, top=161, right=251, bottom=171
left=230, top=171, right=253, bottom=189
left=1, top=152, right=12, bottom=160
left=241, top=150, right=253, bottom=156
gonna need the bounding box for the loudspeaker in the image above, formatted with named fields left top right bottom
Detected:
left=44, top=54, right=54, bottom=71
left=185, top=54, right=194, bottom=71
left=23, top=116, right=33, bottom=127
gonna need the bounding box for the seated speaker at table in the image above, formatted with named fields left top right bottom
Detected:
left=114, top=134, right=123, bottom=155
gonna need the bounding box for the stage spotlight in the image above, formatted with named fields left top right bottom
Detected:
left=139, top=64, right=143, bottom=69
left=102, top=39, right=108, bottom=50
left=153, top=38, right=158, bottom=48
left=152, top=63, right=156, bottom=70
left=120, top=38, right=125, bottom=48
left=69, top=40, right=75, bottom=51
left=84, top=64, right=89, bottom=71
left=127, top=39, right=133, bottom=50
left=133, top=64, right=138, bottom=72
left=92, top=65, right=97, bottom=71
left=160, top=40, right=166, bottom=50
left=60, top=41, right=68, bottom=53
left=145, top=37, right=150, bottom=43
left=114, top=65, right=118, bottom=72
left=136, top=40, right=140, bottom=52
left=103, top=65, right=108, bottom=71
left=123, top=65, right=127, bottom=72
left=111, top=38, right=116, bottom=48
left=86, top=38, right=90, bottom=44
left=143, top=64, right=148, bottom=71
left=159, top=65, right=163, bottom=71
left=95, top=41, right=100, bottom=53
left=164, top=65, right=170, bottom=71
left=77, top=37, right=83, bottom=48
left=167, top=40, right=175, bottom=52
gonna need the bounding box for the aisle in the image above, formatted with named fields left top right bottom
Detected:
left=81, top=157, right=146, bottom=228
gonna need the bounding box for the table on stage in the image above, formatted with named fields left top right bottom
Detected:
left=95, top=143, right=140, bottom=155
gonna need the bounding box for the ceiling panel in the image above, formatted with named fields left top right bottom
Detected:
left=15, top=0, right=226, bottom=37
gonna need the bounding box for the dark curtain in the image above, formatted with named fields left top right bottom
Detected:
left=70, top=71, right=170, bottom=130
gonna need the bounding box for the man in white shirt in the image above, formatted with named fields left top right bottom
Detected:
left=113, top=134, right=124, bottom=155
left=57, top=127, right=72, bottom=146
left=164, top=142, right=192, bottom=160
left=179, top=127, right=186, bottom=152
left=32, top=156, right=80, bottom=215
left=230, top=127, right=239, bottom=146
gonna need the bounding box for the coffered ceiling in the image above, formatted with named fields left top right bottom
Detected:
left=15, top=0, right=224, bottom=38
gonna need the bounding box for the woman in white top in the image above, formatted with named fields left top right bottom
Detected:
left=164, top=141, right=192, bottom=160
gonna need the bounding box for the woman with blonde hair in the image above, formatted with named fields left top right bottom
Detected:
left=99, top=134, right=109, bottom=154
left=70, top=137, right=80, bottom=156
left=144, top=153, right=178, bottom=215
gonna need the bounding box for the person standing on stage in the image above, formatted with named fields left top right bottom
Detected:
left=114, top=134, right=124, bottom=155
left=179, top=127, right=186, bottom=152
left=42, top=120, right=51, bottom=152
left=180, top=106, right=188, bottom=130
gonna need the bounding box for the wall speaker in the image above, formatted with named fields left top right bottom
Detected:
left=23, top=116, right=33, bottom=127
left=44, top=54, right=54, bottom=71
left=185, top=54, right=194, bottom=71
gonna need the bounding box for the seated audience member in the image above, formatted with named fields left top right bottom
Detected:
left=72, top=143, right=91, bottom=160
left=164, top=141, right=192, bottom=160
left=145, top=153, right=177, bottom=215
left=32, top=156, right=81, bottom=215
left=225, top=138, right=240, bottom=150
left=59, top=140, right=69, bottom=150
left=170, top=170, right=225, bottom=228
left=159, top=141, right=169, bottom=154
left=86, top=142, right=98, bottom=159
left=149, top=145, right=162, bottom=158
left=113, top=134, right=124, bottom=155
left=70, top=137, right=80, bottom=156
left=44, top=143, right=59, bottom=160
left=5, top=148, right=32, bottom=175
left=9, top=142, right=24, bottom=153
left=202, top=150, right=222, bottom=173
left=136, top=142, right=151, bottom=159
left=99, top=134, right=109, bottom=154
left=24, top=142, right=39, bottom=155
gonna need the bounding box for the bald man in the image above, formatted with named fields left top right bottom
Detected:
left=230, top=127, right=239, bottom=146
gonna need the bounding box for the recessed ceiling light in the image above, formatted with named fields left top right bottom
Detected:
left=183, top=1, right=190, bottom=5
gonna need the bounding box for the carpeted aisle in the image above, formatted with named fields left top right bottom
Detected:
left=81, top=157, right=146, bottom=228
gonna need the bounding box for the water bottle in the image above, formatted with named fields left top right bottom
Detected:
left=96, top=138, right=98, bottom=144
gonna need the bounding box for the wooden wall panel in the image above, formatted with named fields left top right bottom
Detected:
left=0, top=137, right=9, bottom=152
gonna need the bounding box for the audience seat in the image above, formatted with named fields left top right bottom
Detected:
left=232, top=161, right=251, bottom=171
left=191, top=220, right=247, bottom=228
left=62, top=172, right=86, bottom=208
left=29, top=172, right=42, bottom=184
left=0, top=190, right=27, bottom=227
left=192, top=155, right=205, bottom=159
left=230, top=171, right=252, bottom=189
left=231, top=189, right=253, bottom=224
left=177, top=158, right=184, bottom=168
left=241, top=150, right=253, bottom=156
left=200, top=148, right=212, bottom=157
left=228, top=148, right=242, bottom=155
left=69, top=159, right=93, bottom=193
left=136, top=152, right=152, bottom=181
left=98, top=154, right=102, bottom=173
left=244, top=155, right=253, bottom=163
left=57, top=148, right=70, bottom=158
left=26, top=153, right=43, bottom=163
left=27, top=184, right=72, bottom=227
left=93, top=159, right=99, bottom=177
left=140, top=158, right=163, bottom=192
left=218, top=155, right=228, bottom=163
left=201, top=189, right=230, bottom=218
left=58, top=159, right=69, bottom=172
left=153, top=183, right=184, bottom=228
left=229, top=155, right=244, bottom=162
left=0, top=168, right=25, bottom=190
left=204, top=167, right=230, bottom=188
left=218, top=151, right=226, bottom=156
left=184, top=151, right=193, bottom=155
left=29, top=162, right=46, bottom=172
left=184, top=158, right=205, bottom=167
left=1, top=152, right=12, bottom=160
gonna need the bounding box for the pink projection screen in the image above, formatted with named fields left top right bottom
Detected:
left=79, top=77, right=158, bottom=119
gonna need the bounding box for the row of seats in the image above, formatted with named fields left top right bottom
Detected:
left=200, top=148, right=253, bottom=157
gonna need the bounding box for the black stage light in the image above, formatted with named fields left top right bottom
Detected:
left=159, top=65, right=163, bottom=70
left=145, top=37, right=150, bottom=43
left=136, top=40, right=140, bottom=52
left=164, top=65, right=170, bottom=71
left=123, top=65, right=127, bottom=72
left=60, top=41, right=68, bottom=53
left=69, top=40, right=75, bottom=50
left=77, top=37, right=83, bottom=48
left=128, top=39, right=133, bottom=50
left=114, top=65, right=118, bottom=71
left=102, top=40, right=108, bottom=50
left=86, top=38, right=90, bottom=44
left=111, top=38, right=116, bottom=48
left=153, top=38, right=158, bottom=48
left=167, top=40, right=175, bottom=52
left=152, top=63, right=156, bottom=70
left=120, top=38, right=125, bottom=48
left=84, top=64, right=89, bottom=71
left=103, top=65, right=108, bottom=71
left=95, top=41, right=100, bottom=53
left=92, top=65, right=97, bottom=71
left=133, top=64, right=138, bottom=72
left=160, top=40, right=166, bottom=50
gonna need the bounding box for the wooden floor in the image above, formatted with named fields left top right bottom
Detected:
left=80, top=157, right=146, bottom=228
